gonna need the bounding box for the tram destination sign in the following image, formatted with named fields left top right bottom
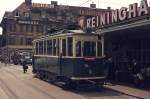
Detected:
left=86, top=0, right=150, bottom=28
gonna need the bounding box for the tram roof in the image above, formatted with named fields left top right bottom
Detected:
left=33, top=29, right=99, bottom=41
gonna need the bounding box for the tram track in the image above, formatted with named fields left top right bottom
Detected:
left=4, top=67, right=90, bottom=99
left=3, top=67, right=90, bottom=99
left=0, top=78, right=20, bottom=99
left=4, top=69, right=57, bottom=99
left=23, top=80, right=57, bottom=99
left=103, top=86, right=144, bottom=99
left=6, top=69, right=88, bottom=99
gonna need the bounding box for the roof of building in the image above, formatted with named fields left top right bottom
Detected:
left=1, top=1, right=108, bottom=21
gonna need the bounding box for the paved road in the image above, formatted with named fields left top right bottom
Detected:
left=0, top=63, right=143, bottom=99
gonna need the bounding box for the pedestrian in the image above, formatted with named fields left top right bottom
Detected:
left=22, top=59, right=28, bottom=73
left=103, top=54, right=115, bottom=83
left=4, top=57, right=9, bottom=66
left=131, top=59, right=144, bottom=87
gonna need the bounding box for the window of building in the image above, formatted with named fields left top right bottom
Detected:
left=37, top=25, right=43, bottom=33
left=53, top=39, right=56, bottom=56
left=20, top=37, right=24, bottom=45
left=26, top=25, right=29, bottom=32
left=9, top=24, right=16, bottom=32
left=22, top=25, right=26, bottom=32
left=41, top=11, right=47, bottom=19
left=24, top=12, right=30, bottom=18
left=8, top=36, right=15, bottom=45
left=47, top=40, right=52, bottom=55
left=76, top=41, right=81, bottom=57
left=67, top=37, right=73, bottom=56
left=62, top=39, right=66, bottom=56
left=13, top=24, right=16, bottom=32
left=20, top=25, right=23, bottom=32
left=26, top=38, right=32, bottom=45
left=15, top=11, right=20, bottom=17
left=31, top=25, right=34, bottom=33
left=26, top=25, right=32, bottom=32
left=9, top=24, right=13, bottom=32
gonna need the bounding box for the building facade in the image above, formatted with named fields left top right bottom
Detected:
left=0, top=0, right=109, bottom=62
left=96, top=0, right=150, bottom=83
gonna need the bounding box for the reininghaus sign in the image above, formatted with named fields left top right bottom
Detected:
left=86, top=0, right=150, bottom=28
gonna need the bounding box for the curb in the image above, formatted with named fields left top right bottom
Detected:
left=104, top=85, right=145, bottom=99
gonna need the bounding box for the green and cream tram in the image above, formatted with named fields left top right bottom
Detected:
left=32, top=30, right=108, bottom=87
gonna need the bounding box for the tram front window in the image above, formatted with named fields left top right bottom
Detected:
left=76, top=41, right=81, bottom=57
left=83, top=41, right=96, bottom=57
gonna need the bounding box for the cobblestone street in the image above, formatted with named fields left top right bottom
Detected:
left=0, top=63, right=149, bottom=99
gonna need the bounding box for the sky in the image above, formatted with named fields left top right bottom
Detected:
left=0, top=0, right=148, bottom=34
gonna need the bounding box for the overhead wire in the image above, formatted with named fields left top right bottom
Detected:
left=79, top=0, right=92, bottom=6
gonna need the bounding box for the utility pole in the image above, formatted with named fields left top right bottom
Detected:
left=98, top=0, right=99, bottom=8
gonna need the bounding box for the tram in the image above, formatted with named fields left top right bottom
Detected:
left=32, top=29, right=108, bottom=88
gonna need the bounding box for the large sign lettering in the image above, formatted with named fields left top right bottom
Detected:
left=86, top=0, right=150, bottom=28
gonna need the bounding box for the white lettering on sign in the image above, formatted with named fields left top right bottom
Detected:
left=100, top=13, right=106, bottom=26
left=128, top=3, right=138, bottom=18
left=87, top=18, right=91, bottom=28
left=119, top=7, right=127, bottom=21
left=111, top=9, right=118, bottom=23
left=92, top=17, right=96, bottom=28
left=106, top=12, right=110, bottom=24
left=138, top=0, right=149, bottom=16
left=96, top=16, right=99, bottom=27
left=86, top=0, right=150, bottom=28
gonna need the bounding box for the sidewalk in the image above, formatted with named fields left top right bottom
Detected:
left=104, top=83, right=150, bottom=99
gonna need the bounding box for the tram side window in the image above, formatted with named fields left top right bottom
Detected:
left=57, top=39, right=60, bottom=56
left=83, top=41, right=96, bottom=57
left=47, top=40, right=52, bottom=55
left=39, top=41, right=43, bottom=55
left=62, top=39, right=66, bottom=56
left=98, top=42, right=102, bottom=56
left=53, top=39, right=56, bottom=56
left=36, top=42, right=38, bottom=55
left=68, top=37, right=73, bottom=56
left=76, top=41, right=81, bottom=57
left=44, top=41, right=47, bottom=55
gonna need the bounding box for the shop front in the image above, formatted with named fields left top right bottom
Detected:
left=99, top=17, right=150, bottom=84
left=76, top=0, right=150, bottom=85
left=93, top=0, right=150, bottom=85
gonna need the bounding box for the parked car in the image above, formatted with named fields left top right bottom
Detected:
left=25, top=56, right=32, bottom=65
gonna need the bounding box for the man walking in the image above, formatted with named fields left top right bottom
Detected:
left=22, top=59, right=28, bottom=73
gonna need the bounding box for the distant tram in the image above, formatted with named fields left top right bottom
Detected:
left=32, top=30, right=108, bottom=88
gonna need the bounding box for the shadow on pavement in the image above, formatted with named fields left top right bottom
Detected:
left=67, top=86, right=123, bottom=98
